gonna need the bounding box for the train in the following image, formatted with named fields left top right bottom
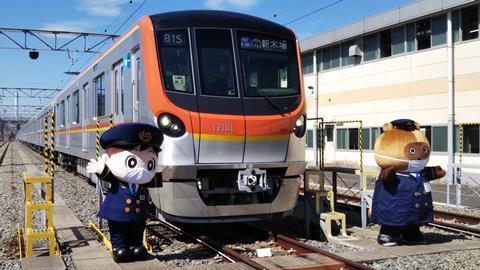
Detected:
left=17, top=10, right=306, bottom=223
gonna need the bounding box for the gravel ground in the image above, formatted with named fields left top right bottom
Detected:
left=367, top=249, right=480, bottom=270
left=434, top=203, right=480, bottom=218
left=361, top=217, right=480, bottom=269
left=7, top=143, right=480, bottom=270
left=22, top=143, right=223, bottom=268
left=0, top=143, right=23, bottom=270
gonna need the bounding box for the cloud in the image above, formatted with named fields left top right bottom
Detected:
left=204, top=0, right=260, bottom=9
left=40, top=19, right=100, bottom=32
left=76, top=0, right=129, bottom=17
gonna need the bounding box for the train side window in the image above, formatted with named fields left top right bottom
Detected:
left=73, top=90, right=79, bottom=124
left=60, top=100, right=65, bottom=127
left=94, top=73, right=105, bottom=116
left=196, top=29, right=237, bottom=97
left=66, top=95, right=71, bottom=124
left=156, top=29, right=193, bottom=93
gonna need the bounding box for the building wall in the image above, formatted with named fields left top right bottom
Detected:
left=304, top=37, right=480, bottom=170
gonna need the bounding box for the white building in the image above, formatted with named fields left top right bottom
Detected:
left=300, top=0, right=480, bottom=174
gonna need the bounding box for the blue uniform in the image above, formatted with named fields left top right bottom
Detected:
left=372, top=167, right=436, bottom=226
left=96, top=165, right=160, bottom=249
left=94, top=123, right=163, bottom=262
left=97, top=166, right=149, bottom=222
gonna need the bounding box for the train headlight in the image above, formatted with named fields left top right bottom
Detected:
left=293, top=115, right=306, bottom=138
left=157, top=113, right=186, bottom=137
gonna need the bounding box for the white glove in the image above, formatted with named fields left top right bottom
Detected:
left=86, top=154, right=108, bottom=174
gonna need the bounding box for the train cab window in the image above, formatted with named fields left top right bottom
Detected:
left=196, top=29, right=237, bottom=97
left=156, top=29, right=193, bottom=93
left=238, top=31, right=299, bottom=97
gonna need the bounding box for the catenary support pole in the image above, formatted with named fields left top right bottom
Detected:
left=447, top=10, right=455, bottom=207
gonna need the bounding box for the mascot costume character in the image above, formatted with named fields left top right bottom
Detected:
left=87, top=123, right=163, bottom=262
left=371, top=119, right=446, bottom=246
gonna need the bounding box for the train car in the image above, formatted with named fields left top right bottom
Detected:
left=17, top=10, right=306, bottom=223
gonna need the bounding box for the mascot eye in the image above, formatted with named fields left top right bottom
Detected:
left=423, top=147, right=429, bottom=154
left=126, top=156, right=138, bottom=168
left=409, top=147, right=416, bottom=155
left=147, top=159, right=156, bottom=171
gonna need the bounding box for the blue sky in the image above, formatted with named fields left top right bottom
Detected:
left=0, top=0, right=413, bottom=115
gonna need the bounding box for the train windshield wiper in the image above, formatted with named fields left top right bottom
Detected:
left=262, top=94, right=286, bottom=117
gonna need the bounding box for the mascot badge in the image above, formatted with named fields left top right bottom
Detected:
left=371, top=119, right=446, bottom=246
left=87, top=123, right=163, bottom=262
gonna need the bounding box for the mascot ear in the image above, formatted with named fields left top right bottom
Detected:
left=383, top=122, right=393, bottom=132
left=413, top=121, right=421, bottom=130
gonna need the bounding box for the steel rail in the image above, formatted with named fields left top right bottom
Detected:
left=335, top=193, right=480, bottom=237
left=146, top=220, right=240, bottom=265
left=0, top=141, right=10, bottom=165
left=269, top=233, right=373, bottom=270
left=428, top=221, right=480, bottom=237
left=433, top=209, right=480, bottom=225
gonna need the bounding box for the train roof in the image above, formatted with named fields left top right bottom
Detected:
left=149, top=10, right=296, bottom=40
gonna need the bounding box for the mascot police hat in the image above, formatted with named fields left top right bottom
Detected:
left=100, top=123, right=163, bottom=152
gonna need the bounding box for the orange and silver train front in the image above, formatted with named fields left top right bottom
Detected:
left=140, top=11, right=306, bottom=223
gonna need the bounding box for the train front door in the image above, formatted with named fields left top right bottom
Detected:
left=194, top=28, right=245, bottom=163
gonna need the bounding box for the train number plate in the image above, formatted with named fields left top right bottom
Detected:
left=237, top=168, right=268, bottom=193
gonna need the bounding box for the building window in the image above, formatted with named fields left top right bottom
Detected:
left=462, top=125, right=479, bottom=153
left=306, top=129, right=313, bottom=148
left=322, top=45, right=340, bottom=70
left=417, top=18, right=431, bottom=50
left=420, top=126, right=432, bottom=146
left=322, top=48, right=331, bottom=70
left=452, top=10, right=461, bottom=43
left=301, top=52, right=314, bottom=74
left=348, top=128, right=359, bottom=150
left=94, top=73, right=105, bottom=117
left=371, top=127, right=381, bottom=148
left=336, top=129, right=347, bottom=149
left=406, top=23, right=416, bottom=52
left=326, top=125, right=334, bottom=142
left=363, top=33, right=379, bottom=61
left=341, top=40, right=355, bottom=66
left=432, top=14, right=447, bottom=46
left=380, top=30, right=392, bottom=58
left=362, top=128, right=371, bottom=150
left=316, top=49, right=322, bottom=71
left=461, top=5, right=479, bottom=41
left=391, top=26, right=405, bottom=55
left=432, top=126, right=447, bottom=152
left=72, top=90, right=79, bottom=124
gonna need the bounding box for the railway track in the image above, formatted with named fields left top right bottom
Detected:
left=21, top=142, right=370, bottom=269
left=146, top=218, right=373, bottom=270
left=0, top=141, right=10, bottom=165
left=336, top=193, right=480, bottom=238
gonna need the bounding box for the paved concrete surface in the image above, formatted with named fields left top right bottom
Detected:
left=336, top=226, right=480, bottom=262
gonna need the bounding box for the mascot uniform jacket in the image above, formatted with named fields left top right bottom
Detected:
left=97, top=166, right=150, bottom=222
left=372, top=168, right=437, bottom=226
left=371, top=119, right=444, bottom=227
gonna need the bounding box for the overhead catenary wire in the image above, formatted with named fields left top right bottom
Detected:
left=283, top=0, right=344, bottom=26
left=58, top=0, right=148, bottom=90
